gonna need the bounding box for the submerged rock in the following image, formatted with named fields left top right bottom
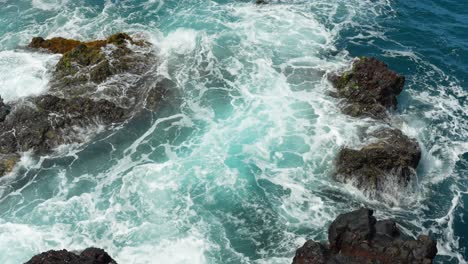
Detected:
left=329, top=57, right=405, bottom=119
left=292, top=208, right=437, bottom=264
left=0, top=95, right=126, bottom=177
left=25, top=247, right=117, bottom=264
left=334, top=128, right=421, bottom=192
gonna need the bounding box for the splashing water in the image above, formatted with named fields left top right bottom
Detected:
left=0, top=0, right=467, bottom=263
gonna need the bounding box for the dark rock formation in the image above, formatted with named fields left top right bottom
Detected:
left=0, top=96, right=10, bottom=122
left=293, top=208, right=437, bottom=264
left=29, top=33, right=155, bottom=109
left=329, top=57, right=405, bottom=119
left=0, top=95, right=126, bottom=175
left=0, top=33, right=170, bottom=177
left=334, top=128, right=421, bottom=192
left=0, top=95, right=125, bottom=155
left=25, top=247, right=117, bottom=264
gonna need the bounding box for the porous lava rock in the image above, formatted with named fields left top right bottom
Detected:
left=25, top=247, right=117, bottom=264
left=329, top=57, right=405, bottom=119
left=292, top=208, right=437, bottom=264
left=29, top=33, right=155, bottom=109
left=334, top=128, right=421, bottom=192
left=0, top=95, right=126, bottom=176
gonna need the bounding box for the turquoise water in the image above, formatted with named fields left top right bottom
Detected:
left=0, top=0, right=467, bottom=263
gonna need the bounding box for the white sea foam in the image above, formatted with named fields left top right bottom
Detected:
left=1, top=0, right=466, bottom=263
left=0, top=50, right=59, bottom=102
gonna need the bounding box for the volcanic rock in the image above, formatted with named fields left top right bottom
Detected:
left=292, top=208, right=437, bottom=264
left=0, top=96, right=10, bottom=122
left=25, top=247, right=117, bottom=264
left=0, top=95, right=125, bottom=155
left=334, top=128, right=421, bottom=192
left=29, top=33, right=155, bottom=109
left=0, top=95, right=126, bottom=177
left=329, top=57, right=405, bottom=119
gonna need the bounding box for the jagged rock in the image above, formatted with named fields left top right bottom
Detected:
left=329, top=57, right=405, bottom=119
left=256, top=0, right=268, bottom=4
left=29, top=33, right=144, bottom=55
left=0, top=96, right=10, bottom=122
left=29, top=33, right=155, bottom=109
left=334, top=128, right=421, bottom=192
left=0, top=95, right=126, bottom=177
left=0, top=95, right=125, bottom=154
left=292, top=208, right=437, bottom=264
left=25, top=247, right=117, bottom=264
left=0, top=33, right=170, bottom=177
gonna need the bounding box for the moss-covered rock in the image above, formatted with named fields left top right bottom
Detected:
left=0, top=154, right=20, bottom=177
left=329, top=57, right=405, bottom=119
left=28, top=33, right=143, bottom=54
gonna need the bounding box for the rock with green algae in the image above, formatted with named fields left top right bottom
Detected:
left=0, top=154, right=20, bottom=177
left=0, top=33, right=175, bottom=177
left=29, top=33, right=156, bottom=109
left=334, top=128, right=421, bottom=193
left=329, top=57, right=405, bottom=119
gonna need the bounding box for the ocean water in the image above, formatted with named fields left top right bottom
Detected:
left=0, top=0, right=466, bottom=263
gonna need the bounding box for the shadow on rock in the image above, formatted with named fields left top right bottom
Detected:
left=293, top=208, right=437, bottom=264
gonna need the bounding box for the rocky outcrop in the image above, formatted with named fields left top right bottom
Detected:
left=293, top=208, right=437, bottom=264
left=329, top=57, right=405, bottom=120
left=25, top=247, right=117, bottom=264
left=0, top=95, right=125, bottom=154
left=329, top=57, right=421, bottom=195
left=0, top=33, right=170, bottom=177
left=29, top=33, right=155, bottom=109
left=334, top=128, right=421, bottom=192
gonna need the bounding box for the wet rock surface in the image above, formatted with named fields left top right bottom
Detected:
left=0, top=95, right=125, bottom=156
left=0, top=96, right=10, bottom=122
left=25, top=247, right=117, bottom=264
left=334, top=128, right=421, bottom=192
left=29, top=33, right=155, bottom=109
left=0, top=95, right=126, bottom=175
left=293, top=208, right=437, bottom=264
left=329, top=57, right=405, bottom=120
left=0, top=33, right=170, bottom=177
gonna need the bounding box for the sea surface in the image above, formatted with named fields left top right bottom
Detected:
left=0, top=0, right=467, bottom=263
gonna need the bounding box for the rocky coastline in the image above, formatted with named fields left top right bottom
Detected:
left=0, top=33, right=437, bottom=263
left=0, top=33, right=170, bottom=177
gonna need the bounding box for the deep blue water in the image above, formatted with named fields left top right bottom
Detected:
left=0, top=0, right=467, bottom=263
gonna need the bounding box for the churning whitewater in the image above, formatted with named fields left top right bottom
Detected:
left=0, top=0, right=467, bottom=263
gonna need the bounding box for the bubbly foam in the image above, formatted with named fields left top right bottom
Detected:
left=0, top=51, right=59, bottom=102
left=0, top=0, right=466, bottom=263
